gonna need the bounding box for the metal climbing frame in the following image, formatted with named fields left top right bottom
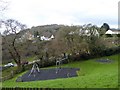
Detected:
left=28, top=62, right=40, bottom=77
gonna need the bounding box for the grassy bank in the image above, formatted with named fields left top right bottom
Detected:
left=2, top=54, right=119, bottom=88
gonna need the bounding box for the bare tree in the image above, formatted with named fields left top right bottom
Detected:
left=0, top=0, right=9, bottom=19
left=0, top=0, right=8, bottom=11
left=2, top=19, right=26, bottom=68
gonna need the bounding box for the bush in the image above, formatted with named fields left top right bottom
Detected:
left=106, top=34, right=113, bottom=37
left=116, top=34, right=120, bottom=37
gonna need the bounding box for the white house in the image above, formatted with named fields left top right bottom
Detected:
left=79, top=29, right=99, bottom=36
left=68, top=29, right=99, bottom=36
left=41, top=36, right=50, bottom=41
left=40, top=35, right=55, bottom=41
left=105, top=29, right=120, bottom=34
left=50, top=35, right=55, bottom=39
left=69, top=31, right=75, bottom=35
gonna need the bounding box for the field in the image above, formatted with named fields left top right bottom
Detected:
left=2, top=54, right=119, bottom=88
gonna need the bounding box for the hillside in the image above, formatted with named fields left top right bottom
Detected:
left=2, top=23, right=119, bottom=65
left=2, top=24, right=63, bottom=63
left=18, top=24, right=63, bottom=37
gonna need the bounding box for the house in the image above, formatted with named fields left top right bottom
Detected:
left=79, top=29, right=99, bottom=36
left=105, top=29, right=120, bottom=34
left=50, top=35, right=55, bottom=39
left=40, top=35, right=55, bottom=41
left=69, top=31, right=75, bottom=35
left=16, top=31, right=34, bottom=43
left=41, top=36, right=50, bottom=41
left=69, top=28, right=99, bottom=36
left=22, top=31, right=34, bottom=40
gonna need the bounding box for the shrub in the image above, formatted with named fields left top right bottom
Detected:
left=116, top=34, right=120, bottom=37
left=106, top=34, right=113, bottom=37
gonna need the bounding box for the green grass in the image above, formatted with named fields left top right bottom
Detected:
left=2, top=54, right=119, bottom=88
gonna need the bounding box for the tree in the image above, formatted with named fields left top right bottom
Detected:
left=83, top=24, right=106, bottom=56
left=100, top=23, right=110, bottom=35
left=0, top=0, right=8, bottom=11
left=0, top=0, right=9, bottom=34
left=34, top=31, right=39, bottom=38
left=1, top=19, right=26, bottom=68
left=0, top=0, right=9, bottom=20
left=102, top=23, right=110, bottom=30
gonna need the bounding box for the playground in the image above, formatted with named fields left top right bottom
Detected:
left=16, top=67, right=79, bottom=82
left=16, top=58, right=114, bottom=82
left=16, top=58, right=80, bottom=82
left=2, top=54, right=118, bottom=88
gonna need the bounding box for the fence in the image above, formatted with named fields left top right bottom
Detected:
left=0, top=70, right=16, bottom=82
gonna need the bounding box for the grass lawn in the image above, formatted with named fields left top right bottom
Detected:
left=2, top=54, right=119, bottom=88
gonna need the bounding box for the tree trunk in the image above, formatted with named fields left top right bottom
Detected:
left=4, top=37, right=22, bottom=70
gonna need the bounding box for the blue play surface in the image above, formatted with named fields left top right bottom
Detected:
left=16, top=68, right=80, bottom=82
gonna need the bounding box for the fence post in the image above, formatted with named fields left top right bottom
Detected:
left=11, top=70, right=14, bottom=77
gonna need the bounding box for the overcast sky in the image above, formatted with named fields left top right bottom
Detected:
left=1, top=0, right=119, bottom=32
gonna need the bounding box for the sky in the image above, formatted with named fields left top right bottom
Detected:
left=0, top=0, right=119, bottom=33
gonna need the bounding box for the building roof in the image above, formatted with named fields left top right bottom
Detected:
left=105, top=29, right=120, bottom=34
